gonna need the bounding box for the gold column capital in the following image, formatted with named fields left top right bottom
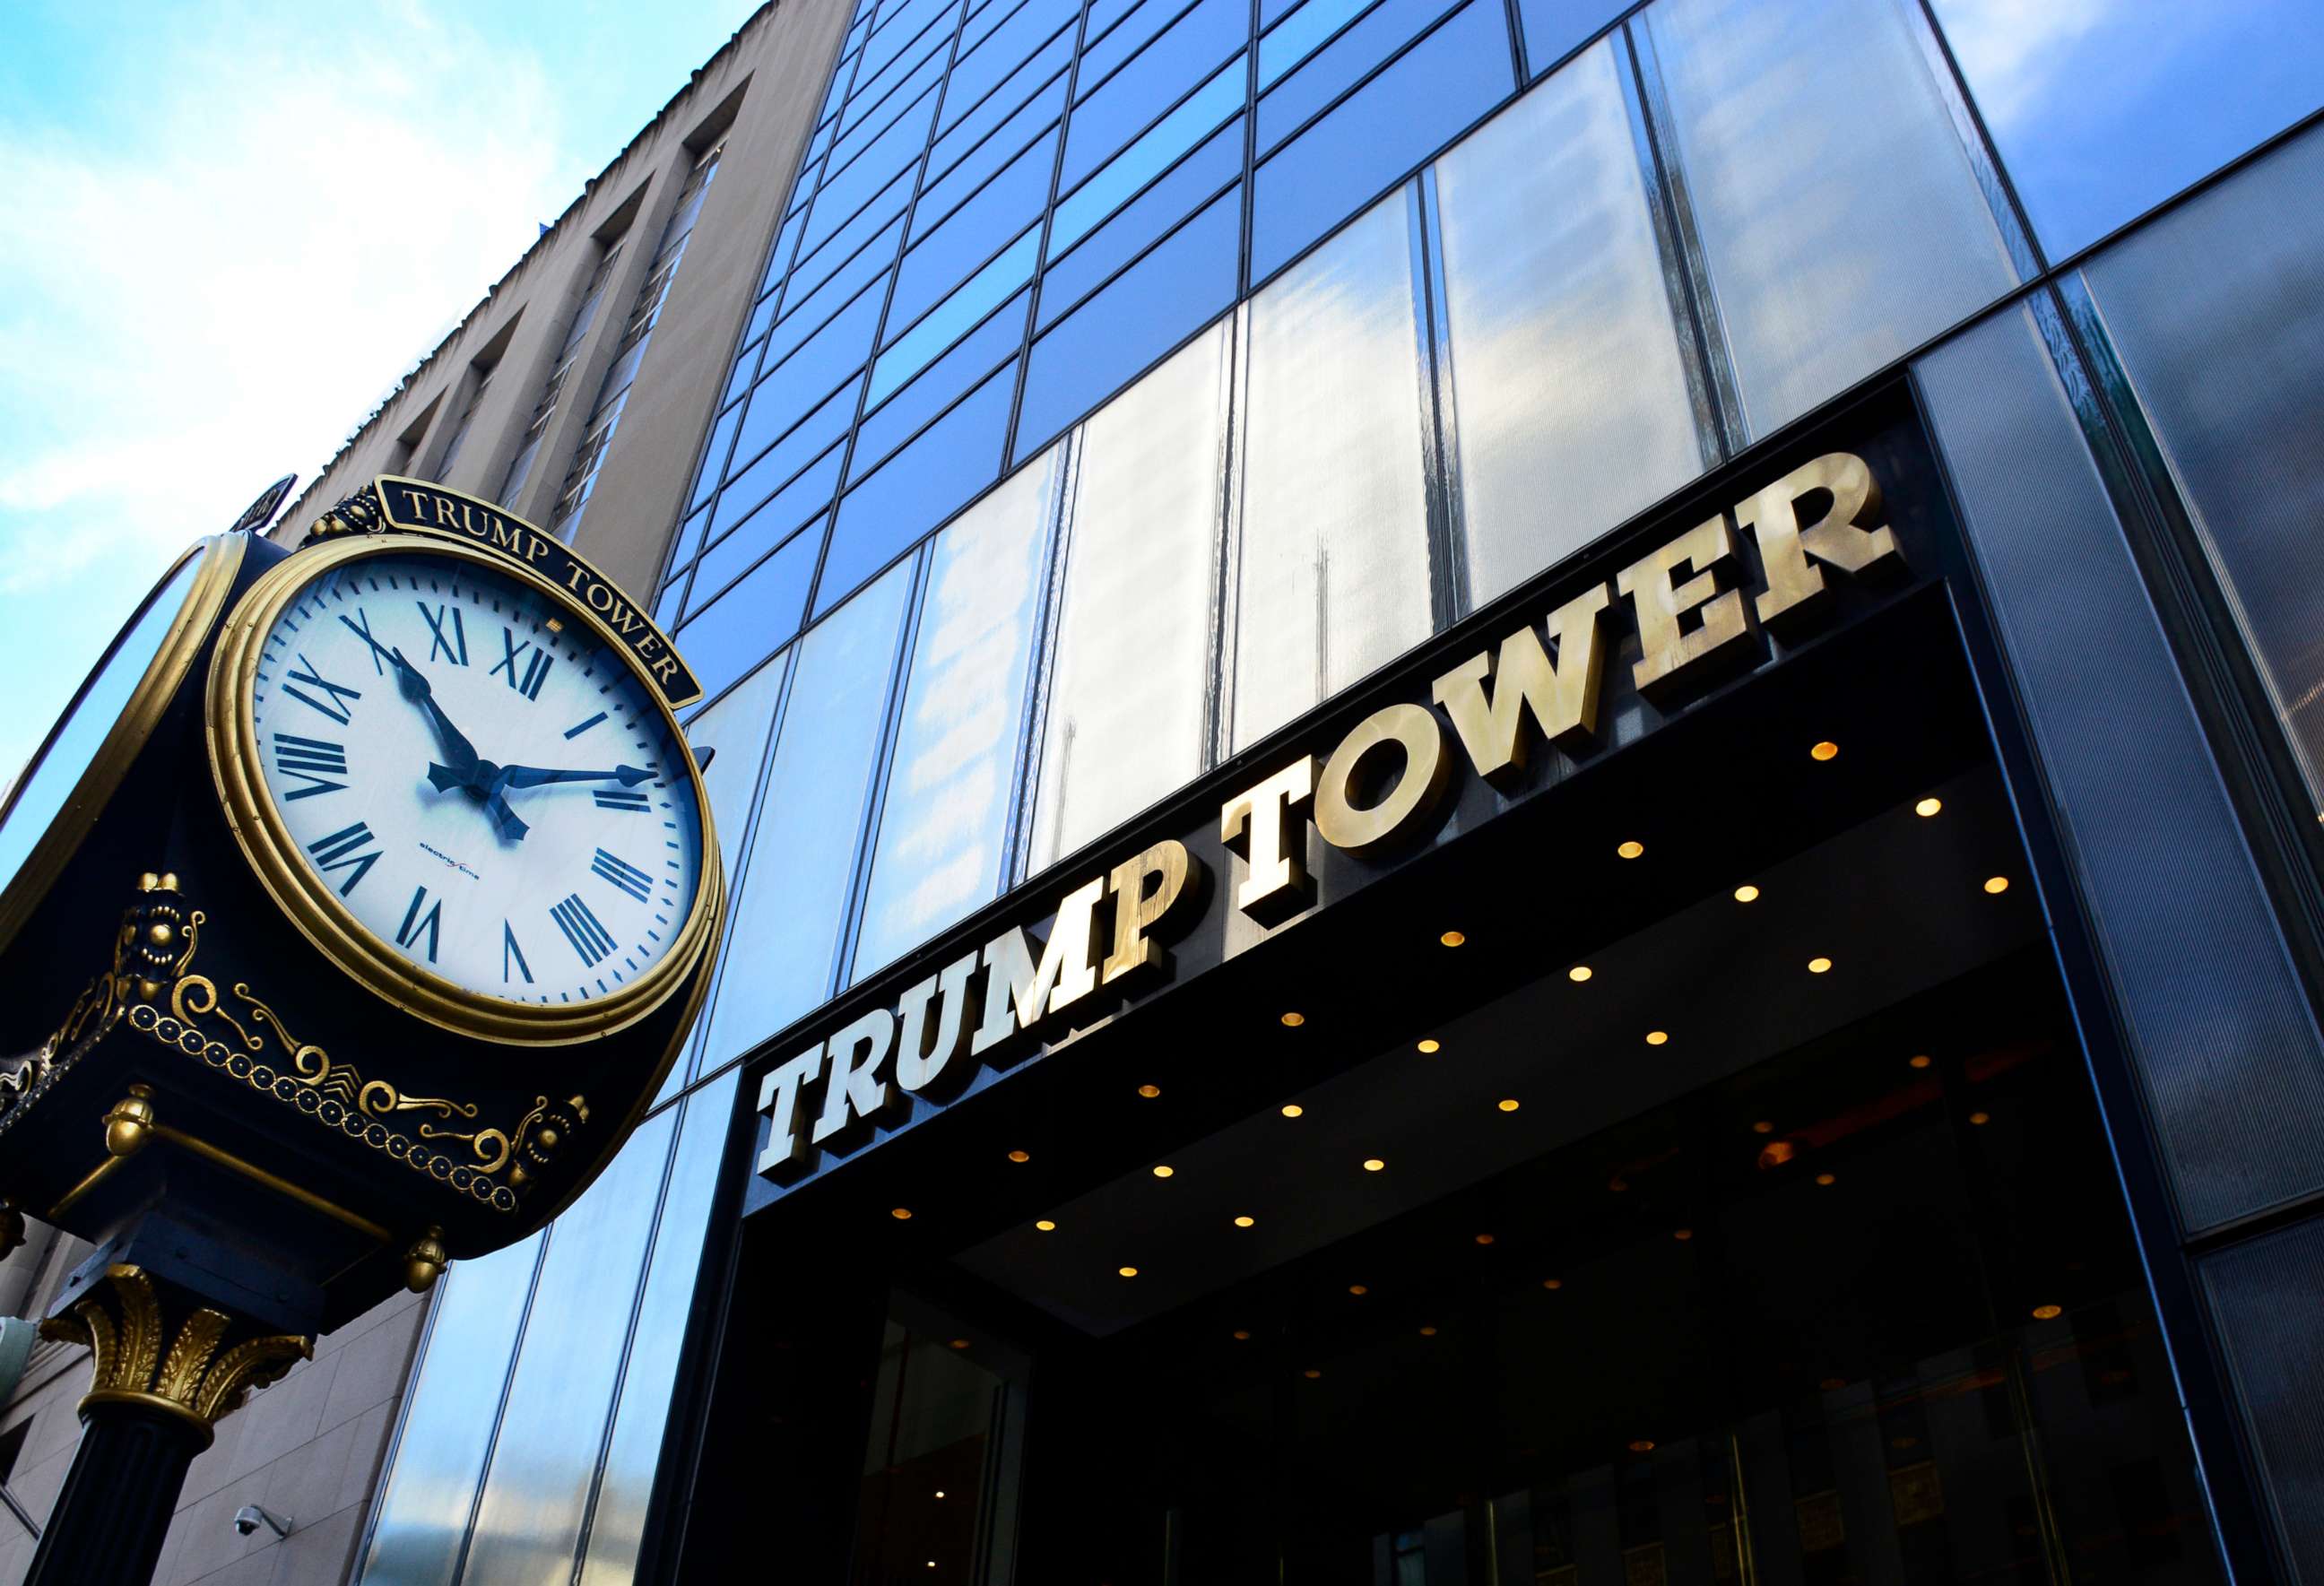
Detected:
left=38, top=1265, right=312, bottom=1449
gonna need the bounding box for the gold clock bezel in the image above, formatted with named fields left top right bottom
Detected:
left=205, top=533, right=722, bottom=1047
left=0, top=533, right=248, bottom=959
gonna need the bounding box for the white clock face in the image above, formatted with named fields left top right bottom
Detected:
left=246, top=550, right=706, bottom=1007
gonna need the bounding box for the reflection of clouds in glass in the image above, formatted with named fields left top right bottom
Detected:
left=1029, top=325, right=1230, bottom=871
left=1649, top=0, right=2016, bottom=434
left=686, top=653, right=788, bottom=882
left=854, top=457, right=1059, bottom=976
left=1436, top=39, right=1700, bottom=605
left=1233, top=193, right=1434, bottom=750
left=1927, top=0, right=2110, bottom=127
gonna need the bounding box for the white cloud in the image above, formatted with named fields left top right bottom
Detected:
left=0, top=4, right=576, bottom=596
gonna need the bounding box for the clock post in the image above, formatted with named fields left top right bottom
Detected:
left=0, top=482, right=723, bottom=1584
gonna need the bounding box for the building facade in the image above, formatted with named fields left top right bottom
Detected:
left=8, top=0, right=2324, bottom=1580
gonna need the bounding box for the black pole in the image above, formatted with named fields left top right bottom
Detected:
left=23, top=1395, right=208, bottom=1586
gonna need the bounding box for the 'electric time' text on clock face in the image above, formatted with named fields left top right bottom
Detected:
left=247, top=553, right=706, bottom=1006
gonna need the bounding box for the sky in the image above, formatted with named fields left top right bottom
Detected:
left=0, top=0, right=761, bottom=778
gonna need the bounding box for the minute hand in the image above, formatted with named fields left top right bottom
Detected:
left=496, top=764, right=655, bottom=790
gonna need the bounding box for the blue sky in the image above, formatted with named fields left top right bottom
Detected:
left=0, top=0, right=761, bottom=777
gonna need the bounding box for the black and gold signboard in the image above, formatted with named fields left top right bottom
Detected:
left=0, top=481, right=722, bottom=1584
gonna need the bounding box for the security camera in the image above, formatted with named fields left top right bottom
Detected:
left=231, top=1505, right=290, bottom=1539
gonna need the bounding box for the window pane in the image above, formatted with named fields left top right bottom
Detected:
left=932, top=37, right=1072, bottom=192
left=1936, top=0, right=2323, bottom=257
left=579, top=1070, right=742, bottom=1586
left=693, top=451, right=844, bottom=617
left=738, top=282, right=883, bottom=466
left=1027, top=325, right=1229, bottom=870
left=1229, top=193, right=1433, bottom=750
left=1643, top=0, right=2017, bottom=436
left=689, top=403, right=742, bottom=513
left=720, top=379, right=861, bottom=542
left=917, top=77, right=1069, bottom=240
left=690, top=655, right=791, bottom=889
left=886, top=131, right=1057, bottom=339
left=1040, top=116, right=1243, bottom=330
left=355, top=1235, right=544, bottom=1585
left=942, top=0, right=1079, bottom=132
left=1259, top=0, right=1370, bottom=88
left=462, top=1112, right=679, bottom=1584
left=1015, top=186, right=1240, bottom=461
left=1257, top=0, right=1459, bottom=146
left=872, top=227, right=1040, bottom=403
left=789, top=165, right=915, bottom=308
left=1515, top=0, right=1618, bottom=74
left=821, top=361, right=1019, bottom=614
left=2083, top=124, right=2324, bottom=819
left=1250, top=0, right=1510, bottom=282
left=850, top=5, right=956, bottom=126
left=806, top=87, right=939, bottom=256
left=674, top=526, right=821, bottom=702
left=1060, top=0, right=1248, bottom=192
left=1080, top=0, right=1191, bottom=93
left=770, top=220, right=905, bottom=370
left=703, top=560, right=915, bottom=1065
left=855, top=451, right=1064, bottom=975
left=855, top=292, right=1031, bottom=481
left=1435, top=37, right=1703, bottom=604
left=1050, top=55, right=1244, bottom=257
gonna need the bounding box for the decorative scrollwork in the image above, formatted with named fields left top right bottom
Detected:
left=299, top=483, right=386, bottom=547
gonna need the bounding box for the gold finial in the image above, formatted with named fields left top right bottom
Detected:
left=104, top=1087, right=157, bottom=1158
left=403, top=1227, right=449, bottom=1295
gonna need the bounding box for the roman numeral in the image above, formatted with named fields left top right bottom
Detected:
left=593, top=789, right=651, bottom=813
left=305, top=821, right=381, bottom=897
left=418, top=602, right=469, bottom=666
left=591, top=847, right=653, bottom=903
left=551, top=893, right=615, bottom=967
left=492, top=628, right=551, bottom=700
left=503, top=922, right=533, bottom=984
left=282, top=652, right=362, bottom=724
left=395, top=887, right=443, bottom=962
left=272, top=733, right=348, bottom=800
left=339, top=608, right=387, bottom=674
left=564, top=711, right=607, bottom=739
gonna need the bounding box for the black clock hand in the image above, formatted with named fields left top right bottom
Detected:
left=389, top=648, right=484, bottom=778
left=494, top=764, right=655, bottom=790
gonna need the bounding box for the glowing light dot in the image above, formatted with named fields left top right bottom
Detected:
left=1629, top=1439, right=1658, bottom=1453
left=1915, top=797, right=1943, bottom=817
left=1348, top=1284, right=1368, bottom=1296
left=1617, top=839, right=1645, bottom=859
left=949, top=1339, right=970, bottom=1349
left=1811, top=741, right=1839, bottom=761
left=1543, top=1278, right=1564, bottom=1290
left=1418, top=1324, right=1438, bottom=1336
left=1280, top=1104, right=1304, bottom=1118
left=1233, top=1215, right=1255, bottom=1228
left=890, top=1208, right=913, bottom=1220
left=1137, top=1083, right=1161, bottom=1098
left=1035, top=1219, right=1056, bottom=1232
left=2032, top=1304, right=2063, bottom=1321
left=1752, top=1120, right=1775, bottom=1134
left=1808, top=957, right=1833, bottom=974
left=1416, top=1038, right=1440, bottom=1053
left=1734, top=884, right=1760, bottom=902
left=1497, top=1097, right=1521, bottom=1113
left=1645, top=1030, right=1669, bottom=1046
left=1232, top=1330, right=1251, bottom=1340
left=1474, top=1233, right=1495, bottom=1245
left=1152, top=1165, right=1174, bottom=1179
left=1568, top=965, right=1593, bottom=983
left=1006, top=1149, right=1029, bottom=1163
left=1970, top=1110, right=1991, bottom=1125
left=1673, top=1228, right=1693, bottom=1242
left=1440, top=930, right=1466, bottom=947
left=1303, top=1368, right=1322, bottom=1379
left=1280, top=1010, right=1305, bottom=1027
left=1815, top=1172, right=1836, bottom=1186
left=1362, top=1157, right=1385, bottom=1172
left=1984, top=875, right=2010, bottom=895
left=1118, top=1266, right=1139, bottom=1278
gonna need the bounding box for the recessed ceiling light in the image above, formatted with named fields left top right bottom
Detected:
left=1969, top=1110, right=1991, bottom=1125
left=890, top=1208, right=913, bottom=1220
left=934, top=1490, right=947, bottom=1499
left=1440, top=930, right=1466, bottom=947
left=1568, top=965, right=1593, bottom=983
left=1475, top=1233, right=1495, bottom=1245
left=1233, top=1215, right=1255, bottom=1228
left=1908, top=1053, right=1931, bottom=1070
left=1035, top=1219, right=1056, bottom=1232
left=1281, top=1104, right=1304, bottom=1118
left=1232, top=1330, right=1251, bottom=1340
left=949, top=1338, right=971, bottom=1349
left=1418, top=1324, right=1438, bottom=1336
left=1137, top=1083, right=1161, bottom=1098
left=1617, top=839, right=1644, bottom=859
left=1815, top=1172, right=1836, bottom=1186
left=1497, top=1097, right=1521, bottom=1113
left=1808, top=957, right=1833, bottom=974
left=1751, top=1120, right=1774, bottom=1134
left=1645, top=1030, right=1669, bottom=1046
left=1629, top=1438, right=1658, bottom=1453
left=2031, top=1303, right=2062, bottom=1321
left=1348, top=1284, right=1368, bottom=1296
left=1672, top=1228, right=1693, bottom=1242
left=1734, top=883, right=1760, bottom=902
left=1363, top=1157, right=1385, bottom=1172
left=1810, top=741, right=1839, bottom=761
left=1118, top=1266, right=1139, bottom=1278
left=1152, top=1165, right=1175, bottom=1179
left=1543, top=1278, right=1564, bottom=1290
left=1915, top=796, right=1942, bottom=817
left=1303, top=1368, right=1322, bottom=1379
left=1416, top=1037, right=1440, bottom=1053
left=1006, top=1148, right=1030, bottom=1163
left=1758, top=1140, right=1797, bottom=1166
left=1280, top=1010, right=1306, bottom=1027
left=1983, top=875, right=2010, bottom=894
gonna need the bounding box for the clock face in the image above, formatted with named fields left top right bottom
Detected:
left=241, top=548, right=707, bottom=1010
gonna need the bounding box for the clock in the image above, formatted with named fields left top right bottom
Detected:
left=0, top=534, right=247, bottom=957
left=206, top=533, right=718, bottom=1045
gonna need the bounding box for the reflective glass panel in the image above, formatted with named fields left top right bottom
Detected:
left=579, top=1070, right=742, bottom=1585
left=2083, top=124, right=2324, bottom=822
left=703, top=560, right=914, bottom=1066
left=931, top=34, right=1074, bottom=189
left=1642, top=0, right=2017, bottom=436
left=886, top=132, right=1058, bottom=339
left=916, top=78, right=1069, bottom=239
left=1080, top=0, right=1191, bottom=93
left=689, top=654, right=791, bottom=901
left=770, top=221, right=906, bottom=370
left=1514, top=0, right=1617, bottom=73
left=1259, top=0, right=1370, bottom=87
left=941, top=0, right=1079, bottom=132
left=1250, top=0, right=1510, bottom=282
left=821, top=361, right=1019, bottom=614
left=1050, top=56, right=1244, bottom=256
left=726, top=377, right=863, bottom=529
left=855, top=451, right=1064, bottom=975
left=1040, top=117, right=1243, bottom=329
left=1015, top=187, right=1240, bottom=462
left=1026, top=325, right=1228, bottom=871
left=872, top=227, right=1039, bottom=403
left=805, top=87, right=939, bottom=256
left=737, top=282, right=884, bottom=464
left=674, top=526, right=821, bottom=703
left=693, top=451, right=844, bottom=616
left=1932, top=0, right=2324, bottom=257
left=788, top=165, right=915, bottom=308
left=849, top=5, right=956, bottom=126
left=1059, top=0, right=1249, bottom=192
left=1229, top=193, right=1434, bottom=750
left=355, top=1234, right=543, bottom=1584
left=462, top=1112, right=679, bottom=1583
left=1435, top=37, right=1703, bottom=604
left=1257, top=0, right=1459, bottom=146
left=855, top=292, right=1032, bottom=480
